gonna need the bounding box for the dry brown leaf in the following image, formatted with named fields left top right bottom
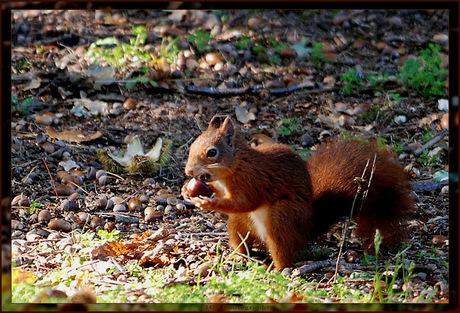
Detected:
left=46, top=126, right=103, bottom=143
left=12, top=268, right=37, bottom=285
left=91, top=241, right=142, bottom=259
left=35, top=112, right=57, bottom=125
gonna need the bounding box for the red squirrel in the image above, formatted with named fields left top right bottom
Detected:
left=182, top=115, right=414, bottom=270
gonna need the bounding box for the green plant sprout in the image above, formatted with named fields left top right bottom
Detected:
left=311, top=42, right=325, bottom=67
left=417, top=150, right=441, bottom=167
left=278, top=117, right=301, bottom=136
left=340, top=68, right=364, bottom=95
left=397, top=43, right=448, bottom=98
left=188, top=30, right=210, bottom=52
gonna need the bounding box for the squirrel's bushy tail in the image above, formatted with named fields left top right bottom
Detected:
left=307, top=139, right=414, bottom=251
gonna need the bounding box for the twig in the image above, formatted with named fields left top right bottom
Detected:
left=89, top=278, right=131, bottom=286
left=109, top=257, right=128, bottom=274
left=413, top=128, right=448, bottom=156
left=42, top=158, right=59, bottom=200
left=106, top=171, right=125, bottom=181
left=162, top=278, right=196, bottom=288
left=67, top=181, right=89, bottom=195
left=155, top=198, right=195, bottom=208
left=83, top=108, right=124, bottom=145
left=185, top=83, right=336, bottom=98
left=74, top=260, right=100, bottom=271
left=292, top=260, right=339, bottom=278
left=23, top=165, right=38, bottom=183
left=235, top=251, right=265, bottom=265
left=187, top=232, right=228, bottom=237
left=412, top=180, right=448, bottom=193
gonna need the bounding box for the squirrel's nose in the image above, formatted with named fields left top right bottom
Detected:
left=184, top=163, right=194, bottom=177
left=185, top=163, right=210, bottom=181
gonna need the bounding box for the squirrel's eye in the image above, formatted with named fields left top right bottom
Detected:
left=207, top=148, right=218, bottom=158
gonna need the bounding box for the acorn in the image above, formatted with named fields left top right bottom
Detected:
left=205, top=53, right=221, bottom=66
left=56, top=184, right=75, bottom=196
left=95, top=198, right=107, bottom=209
left=90, top=216, right=104, bottom=229
left=48, top=219, right=71, bottom=232
left=441, top=113, right=449, bottom=130
left=186, top=178, right=213, bottom=198
left=432, top=235, right=447, bottom=246
left=38, top=210, right=51, bottom=223
left=56, top=171, right=69, bottom=182
left=145, top=212, right=163, bottom=223
left=128, top=198, right=142, bottom=212
left=123, top=98, right=136, bottom=110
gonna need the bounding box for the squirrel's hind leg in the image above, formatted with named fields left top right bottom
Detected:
left=265, top=200, right=313, bottom=270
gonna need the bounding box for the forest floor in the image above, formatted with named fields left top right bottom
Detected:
left=6, top=8, right=452, bottom=309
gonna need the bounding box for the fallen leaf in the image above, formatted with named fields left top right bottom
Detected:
left=235, top=106, right=256, bottom=124
left=323, top=52, right=339, bottom=62
left=46, top=126, right=103, bottom=143
left=433, top=33, right=448, bottom=46
left=290, top=37, right=311, bottom=58
left=58, top=160, right=80, bottom=172
left=438, top=99, right=448, bottom=111
left=91, top=241, right=142, bottom=259
left=24, top=78, right=42, bottom=91
left=168, top=10, right=188, bottom=22
left=12, top=268, right=37, bottom=285
left=433, top=170, right=448, bottom=182
left=92, top=261, right=118, bottom=275
left=71, top=98, right=109, bottom=117
left=35, top=112, right=58, bottom=125
left=84, top=66, right=117, bottom=90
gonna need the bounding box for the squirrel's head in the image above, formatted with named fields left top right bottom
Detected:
left=185, top=115, right=239, bottom=182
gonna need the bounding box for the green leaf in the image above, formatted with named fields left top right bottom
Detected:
left=188, top=34, right=196, bottom=43
left=95, top=36, right=118, bottom=46
left=21, top=97, right=34, bottom=106
left=132, top=25, right=146, bottom=36
left=125, top=80, right=138, bottom=90
left=137, top=76, right=148, bottom=84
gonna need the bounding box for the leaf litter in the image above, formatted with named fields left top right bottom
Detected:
left=9, top=8, right=451, bottom=305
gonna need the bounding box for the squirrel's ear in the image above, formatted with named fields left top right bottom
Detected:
left=208, top=115, right=225, bottom=130
left=220, top=116, right=236, bottom=148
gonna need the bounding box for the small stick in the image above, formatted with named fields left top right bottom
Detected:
left=67, top=181, right=89, bottom=194
left=42, top=158, right=59, bottom=200
left=82, top=108, right=124, bottom=145
left=235, top=251, right=265, bottom=265
left=292, top=260, right=339, bottom=278
left=413, top=128, right=448, bottom=156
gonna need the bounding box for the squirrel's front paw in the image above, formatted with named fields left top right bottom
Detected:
left=188, top=195, right=215, bottom=210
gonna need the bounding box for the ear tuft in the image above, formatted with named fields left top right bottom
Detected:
left=208, top=115, right=226, bottom=129
left=221, top=116, right=236, bottom=147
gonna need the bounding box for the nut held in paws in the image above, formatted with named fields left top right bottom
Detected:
left=187, top=178, right=213, bottom=197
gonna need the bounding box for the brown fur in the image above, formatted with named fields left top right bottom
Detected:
left=308, top=139, right=414, bottom=251
left=183, top=116, right=414, bottom=270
